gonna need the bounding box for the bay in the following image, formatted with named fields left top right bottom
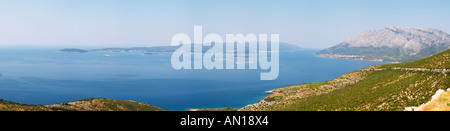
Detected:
left=0, top=48, right=387, bottom=110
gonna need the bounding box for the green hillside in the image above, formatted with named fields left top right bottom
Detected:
left=383, top=49, right=450, bottom=69
left=241, top=49, right=450, bottom=111
left=0, top=98, right=165, bottom=111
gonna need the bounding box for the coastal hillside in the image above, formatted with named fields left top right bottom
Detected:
left=317, top=25, right=450, bottom=63
left=241, top=49, right=450, bottom=111
left=0, top=98, right=165, bottom=111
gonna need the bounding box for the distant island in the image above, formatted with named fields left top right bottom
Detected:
left=317, top=25, right=450, bottom=63
left=57, top=46, right=180, bottom=53
left=57, top=48, right=89, bottom=53
left=90, top=46, right=180, bottom=53
left=58, top=43, right=305, bottom=54
left=141, top=53, right=158, bottom=55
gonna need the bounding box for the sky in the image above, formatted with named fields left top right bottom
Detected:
left=0, top=0, right=449, bottom=49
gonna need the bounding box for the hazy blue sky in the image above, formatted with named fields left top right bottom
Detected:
left=0, top=0, right=449, bottom=49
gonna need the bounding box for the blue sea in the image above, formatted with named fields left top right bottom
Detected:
left=0, top=47, right=387, bottom=110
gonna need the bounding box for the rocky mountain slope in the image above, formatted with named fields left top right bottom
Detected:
left=317, top=25, right=450, bottom=62
left=0, top=98, right=165, bottom=111
left=405, top=88, right=450, bottom=111
left=419, top=89, right=450, bottom=111
left=241, top=49, right=450, bottom=111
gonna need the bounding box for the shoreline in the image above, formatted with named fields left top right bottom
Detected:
left=317, top=54, right=398, bottom=63
left=188, top=107, right=238, bottom=111
left=187, top=91, right=277, bottom=111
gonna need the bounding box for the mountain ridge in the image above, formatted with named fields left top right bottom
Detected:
left=317, top=25, right=450, bottom=62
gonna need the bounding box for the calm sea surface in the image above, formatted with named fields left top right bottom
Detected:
left=0, top=47, right=387, bottom=110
